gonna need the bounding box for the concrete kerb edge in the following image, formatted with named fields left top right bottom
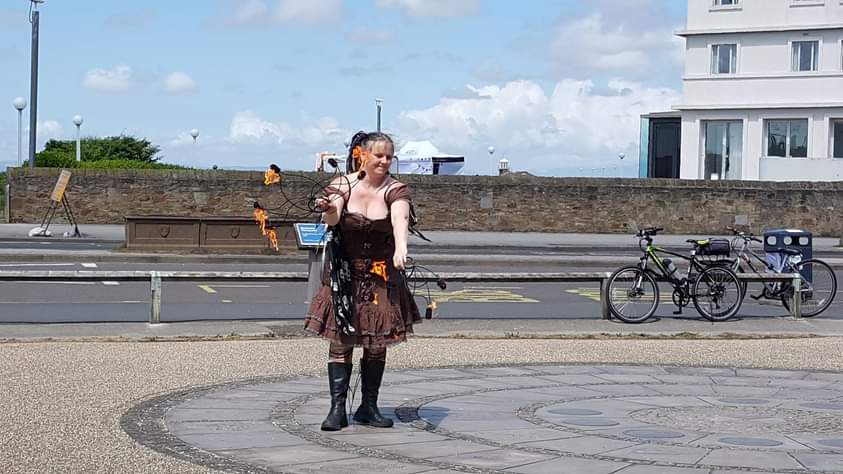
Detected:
left=0, top=330, right=830, bottom=344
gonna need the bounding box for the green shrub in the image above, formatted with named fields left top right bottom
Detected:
left=78, top=159, right=189, bottom=170
left=34, top=150, right=78, bottom=168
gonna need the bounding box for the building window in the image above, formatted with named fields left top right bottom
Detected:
left=791, top=41, right=819, bottom=72
left=711, top=44, right=737, bottom=74
left=833, top=120, right=843, bottom=158
left=767, top=119, right=808, bottom=158
left=714, top=0, right=738, bottom=4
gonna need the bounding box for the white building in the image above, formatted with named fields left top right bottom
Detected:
left=641, top=0, right=843, bottom=181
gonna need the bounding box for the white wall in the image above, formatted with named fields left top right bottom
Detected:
left=687, top=0, right=843, bottom=31
left=682, top=30, right=843, bottom=107
left=680, top=108, right=843, bottom=181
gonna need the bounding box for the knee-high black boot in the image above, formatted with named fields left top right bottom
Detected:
left=353, top=358, right=394, bottom=428
left=321, top=362, right=352, bottom=431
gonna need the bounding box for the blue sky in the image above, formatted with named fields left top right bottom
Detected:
left=0, top=0, right=687, bottom=175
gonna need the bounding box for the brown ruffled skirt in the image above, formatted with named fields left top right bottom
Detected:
left=304, top=262, right=422, bottom=348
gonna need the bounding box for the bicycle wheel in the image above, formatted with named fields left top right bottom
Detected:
left=693, top=266, right=742, bottom=322
left=790, top=259, right=837, bottom=317
left=606, top=266, right=659, bottom=323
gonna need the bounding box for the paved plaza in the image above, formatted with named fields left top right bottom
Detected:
left=6, top=329, right=843, bottom=473
left=122, top=363, right=843, bottom=473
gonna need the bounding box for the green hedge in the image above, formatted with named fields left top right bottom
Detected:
left=31, top=152, right=189, bottom=170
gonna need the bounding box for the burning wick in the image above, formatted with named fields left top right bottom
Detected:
left=264, top=164, right=281, bottom=185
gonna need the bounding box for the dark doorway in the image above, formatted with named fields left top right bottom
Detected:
left=649, top=118, right=681, bottom=178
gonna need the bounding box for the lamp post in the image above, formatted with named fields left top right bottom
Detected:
left=28, top=0, right=45, bottom=168
left=13, top=98, right=27, bottom=166
left=190, top=128, right=199, bottom=144
left=72, top=115, right=83, bottom=162
left=487, top=145, right=495, bottom=176
left=375, top=98, right=383, bottom=132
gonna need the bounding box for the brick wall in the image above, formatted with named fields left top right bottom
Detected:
left=8, top=168, right=843, bottom=236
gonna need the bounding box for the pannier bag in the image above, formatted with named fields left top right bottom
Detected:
left=697, top=239, right=731, bottom=256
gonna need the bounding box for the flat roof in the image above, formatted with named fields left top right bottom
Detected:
left=676, top=23, right=843, bottom=37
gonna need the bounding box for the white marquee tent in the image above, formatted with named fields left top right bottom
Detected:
left=394, top=141, right=464, bottom=175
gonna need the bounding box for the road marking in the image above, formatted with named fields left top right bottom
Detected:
left=25, top=281, right=96, bottom=285
left=425, top=289, right=538, bottom=303
left=102, top=281, right=120, bottom=286
left=222, top=299, right=233, bottom=303
left=0, top=263, right=76, bottom=267
left=198, top=284, right=271, bottom=294
left=81, top=263, right=98, bottom=268
left=567, top=288, right=675, bottom=302
left=0, top=301, right=145, bottom=304
left=464, top=286, right=523, bottom=290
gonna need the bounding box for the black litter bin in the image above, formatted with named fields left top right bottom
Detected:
left=763, top=228, right=812, bottom=281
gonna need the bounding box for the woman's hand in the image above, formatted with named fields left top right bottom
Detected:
left=314, top=197, right=336, bottom=214
left=393, top=246, right=408, bottom=270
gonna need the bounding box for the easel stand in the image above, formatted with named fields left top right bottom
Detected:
left=38, top=195, right=81, bottom=238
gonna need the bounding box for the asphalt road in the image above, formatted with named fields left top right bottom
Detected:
left=0, top=260, right=838, bottom=324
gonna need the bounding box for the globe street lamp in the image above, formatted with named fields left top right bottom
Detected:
left=190, top=128, right=199, bottom=144
left=13, top=97, right=27, bottom=166
left=487, top=145, right=495, bottom=176
left=72, top=115, right=83, bottom=162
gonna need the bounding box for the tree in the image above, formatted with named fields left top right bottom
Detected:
left=36, top=135, right=162, bottom=165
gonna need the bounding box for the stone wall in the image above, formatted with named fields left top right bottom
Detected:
left=8, top=168, right=843, bottom=236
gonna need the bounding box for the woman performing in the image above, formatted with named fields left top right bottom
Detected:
left=306, top=131, right=421, bottom=431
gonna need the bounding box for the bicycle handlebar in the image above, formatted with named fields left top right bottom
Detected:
left=636, top=227, right=664, bottom=238
left=726, top=226, right=762, bottom=244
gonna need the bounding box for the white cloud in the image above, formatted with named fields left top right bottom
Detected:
left=37, top=120, right=64, bottom=140
left=227, top=0, right=343, bottom=26
left=376, top=0, right=479, bottom=18
left=163, top=72, right=198, bottom=94
left=228, top=110, right=345, bottom=148
left=397, top=79, right=680, bottom=174
left=82, top=65, right=137, bottom=93
left=551, top=13, right=682, bottom=75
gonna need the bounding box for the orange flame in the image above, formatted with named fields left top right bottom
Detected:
left=370, top=260, right=388, bottom=282
left=264, top=168, right=281, bottom=185
left=253, top=205, right=279, bottom=251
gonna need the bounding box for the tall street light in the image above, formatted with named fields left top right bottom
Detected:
left=190, top=128, right=199, bottom=144
left=618, top=152, right=626, bottom=178
left=375, top=98, right=383, bottom=132
left=13, top=98, right=27, bottom=166
left=28, top=0, right=45, bottom=168
left=487, top=146, right=495, bottom=176
left=72, top=115, right=83, bottom=162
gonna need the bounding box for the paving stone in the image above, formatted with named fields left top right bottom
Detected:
left=378, top=439, right=498, bottom=459
left=699, top=449, right=804, bottom=470
left=428, top=448, right=557, bottom=470
left=214, top=445, right=358, bottom=466
left=519, top=435, right=639, bottom=455
left=790, top=452, right=843, bottom=472
left=600, top=444, right=710, bottom=464
left=505, top=455, right=628, bottom=474
left=126, top=364, right=843, bottom=473
left=278, top=457, right=431, bottom=474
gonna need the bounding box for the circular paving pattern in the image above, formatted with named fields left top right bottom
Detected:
left=122, top=364, right=843, bottom=473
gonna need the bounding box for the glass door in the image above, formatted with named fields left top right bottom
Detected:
left=703, top=121, right=742, bottom=180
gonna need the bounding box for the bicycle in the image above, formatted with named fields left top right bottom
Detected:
left=606, top=227, right=744, bottom=323
left=725, top=227, right=837, bottom=317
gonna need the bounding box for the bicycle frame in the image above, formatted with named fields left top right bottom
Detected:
left=639, top=240, right=708, bottom=289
